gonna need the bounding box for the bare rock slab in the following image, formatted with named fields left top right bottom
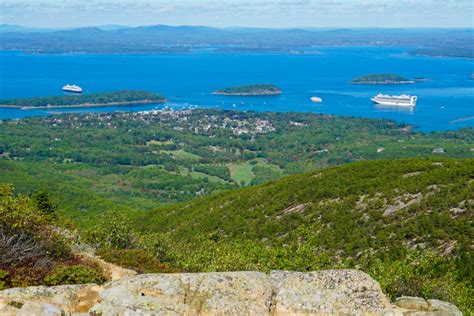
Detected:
left=269, top=270, right=396, bottom=315
left=92, top=271, right=274, bottom=315
left=0, top=270, right=463, bottom=316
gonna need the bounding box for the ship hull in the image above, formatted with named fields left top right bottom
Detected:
left=62, top=88, right=82, bottom=93
left=371, top=99, right=416, bottom=107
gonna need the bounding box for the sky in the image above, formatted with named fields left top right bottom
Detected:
left=0, top=0, right=473, bottom=28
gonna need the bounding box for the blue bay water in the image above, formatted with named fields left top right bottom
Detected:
left=0, top=47, right=473, bottom=131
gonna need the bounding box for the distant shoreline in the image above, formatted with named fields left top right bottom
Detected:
left=0, top=99, right=167, bottom=110
left=350, top=80, right=415, bottom=85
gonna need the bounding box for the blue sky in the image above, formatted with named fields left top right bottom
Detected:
left=1, top=0, right=473, bottom=28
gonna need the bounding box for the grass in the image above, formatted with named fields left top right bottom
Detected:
left=160, top=150, right=201, bottom=160
left=227, top=159, right=282, bottom=185
left=178, top=167, right=228, bottom=184
left=227, top=163, right=255, bottom=185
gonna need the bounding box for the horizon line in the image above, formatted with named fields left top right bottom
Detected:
left=1, top=23, right=474, bottom=30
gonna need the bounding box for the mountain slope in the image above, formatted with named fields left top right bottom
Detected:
left=131, top=158, right=473, bottom=312
left=138, top=158, right=473, bottom=258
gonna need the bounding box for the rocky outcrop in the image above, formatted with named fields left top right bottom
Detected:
left=0, top=270, right=463, bottom=316
left=394, top=296, right=463, bottom=316
left=0, top=284, right=101, bottom=315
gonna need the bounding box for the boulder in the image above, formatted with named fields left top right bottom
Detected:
left=0, top=284, right=100, bottom=315
left=269, top=270, right=396, bottom=315
left=427, top=299, right=463, bottom=316
left=92, top=271, right=274, bottom=315
left=0, top=270, right=464, bottom=316
left=395, top=296, right=430, bottom=311
left=394, top=296, right=463, bottom=316
left=17, top=302, right=63, bottom=316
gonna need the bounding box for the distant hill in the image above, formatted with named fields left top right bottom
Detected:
left=0, top=24, right=58, bottom=33
left=0, top=25, right=472, bottom=54
left=0, top=24, right=128, bottom=33
left=96, top=24, right=129, bottom=31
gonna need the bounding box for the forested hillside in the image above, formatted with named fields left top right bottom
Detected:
left=0, top=110, right=472, bottom=224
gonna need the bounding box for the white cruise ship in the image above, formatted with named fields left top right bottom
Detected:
left=62, top=84, right=83, bottom=93
left=371, top=94, right=417, bottom=107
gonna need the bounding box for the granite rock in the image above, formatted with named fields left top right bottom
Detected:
left=0, top=270, right=463, bottom=316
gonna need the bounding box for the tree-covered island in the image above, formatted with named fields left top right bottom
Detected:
left=350, top=74, right=415, bottom=85
left=213, top=84, right=282, bottom=96
left=0, top=90, right=167, bottom=109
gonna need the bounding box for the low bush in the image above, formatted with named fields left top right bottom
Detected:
left=0, top=270, right=8, bottom=290
left=84, top=213, right=135, bottom=250
left=0, top=184, right=105, bottom=288
left=368, top=251, right=473, bottom=315
left=44, top=264, right=106, bottom=286
left=98, top=249, right=176, bottom=273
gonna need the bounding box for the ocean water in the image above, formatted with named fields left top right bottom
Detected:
left=0, top=47, right=473, bottom=131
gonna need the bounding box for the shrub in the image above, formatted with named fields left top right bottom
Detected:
left=44, top=265, right=106, bottom=286
left=368, top=251, right=473, bottom=315
left=0, top=269, right=8, bottom=290
left=85, top=213, right=135, bottom=250
left=97, top=249, right=175, bottom=273
left=0, top=185, right=72, bottom=267
left=0, top=229, right=47, bottom=266
left=3, top=265, right=52, bottom=288
left=0, top=185, right=47, bottom=233
left=31, top=191, right=56, bottom=217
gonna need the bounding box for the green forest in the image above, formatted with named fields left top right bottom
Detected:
left=0, top=90, right=166, bottom=108
left=0, top=109, right=472, bottom=219
left=214, top=84, right=282, bottom=94
left=350, top=74, right=413, bottom=84
left=0, top=110, right=473, bottom=313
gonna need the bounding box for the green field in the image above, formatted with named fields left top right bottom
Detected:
left=160, top=149, right=202, bottom=160
left=227, top=159, right=282, bottom=185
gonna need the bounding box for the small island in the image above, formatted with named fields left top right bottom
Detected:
left=350, top=74, right=415, bottom=85
left=0, top=90, right=167, bottom=109
left=213, top=84, right=282, bottom=96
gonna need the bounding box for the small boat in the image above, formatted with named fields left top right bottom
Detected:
left=310, top=96, right=323, bottom=103
left=62, top=84, right=83, bottom=93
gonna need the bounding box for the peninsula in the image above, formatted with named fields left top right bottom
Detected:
left=350, top=74, right=415, bottom=85
left=213, top=84, right=282, bottom=96
left=0, top=90, right=167, bottom=109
